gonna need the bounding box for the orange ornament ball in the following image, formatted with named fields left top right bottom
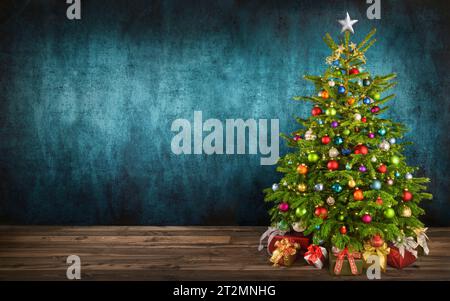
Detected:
left=321, top=90, right=329, bottom=99
left=347, top=98, right=356, bottom=105
left=353, top=188, right=364, bottom=201
left=297, top=164, right=309, bottom=175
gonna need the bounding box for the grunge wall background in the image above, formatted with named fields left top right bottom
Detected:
left=0, top=0, right=449, bottom=225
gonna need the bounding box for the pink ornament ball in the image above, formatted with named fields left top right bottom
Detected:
left=362, top=214, right=372, bottom=224
left=279, top=202, right=289, bottom=212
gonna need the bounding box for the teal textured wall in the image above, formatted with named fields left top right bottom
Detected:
left=0, top=0, right=448, bottom=225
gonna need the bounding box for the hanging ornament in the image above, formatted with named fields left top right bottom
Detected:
left=327, top=160, right=339, bottom=171
left=372, top=92, right=381, bottom=101
left=377, top=164, right=387, bottom=173
left=401, top=206, right=412, bottom=217
left=332, top=60, right=340, bottom=66
left=402, top=189, right=413, bottom=202
left=277, top=220, right=290, bottom=231
left=321, top=90, right=329, bottom=99
left=321, top=135, right=331, bottom=145
left=354, top=144, right=368, bottom=155
left=326, top=196, right=336, bottom=206
left=363, top=78, right=371, bottom=86
left=297, top=164, right=309, bottom=175
left=362, top=214, right=372, bottom=224
left=328, top=80, right=335, bottom=87
left=331, top=121, right=339, bottom=128
left=337, top=85, right=346, bottom=94
left=314, top=206, right=328, bottom=219
left=389, top=137, right=396, bottom=144
left=359, top=165, right=367, bottom=172
left=315, top=225, right=321, bottom=230
left=297, top=183, right=307, bottom=192
left=354, top=113, right=362, bottom=121
left=386, top=178, right=394, bottom=186
left=341, top=148, right=351, bottom=156
left=345, top=163, right=352, bottom=170
left=311, top=106, right=322, bottom=116
left=279, top=202, right=289, bottom=212
left=371, top=234, right=384, bottom=248
left=342, top=128, right=351, bottom=136
left=368, top=132, right=375, bottom=139
left=405, top=173, right=413, bottom=180
left=344, top=178, right=355, bottom=189
left=379, top=140, right=391, bottom=151
left=328, top=147, right=339, bottom=158
left=338, top=214, right=345, bottom=221
left=353, top=188, right=364, bottom=201
left=314, top=183, right=324, bottom=191
left=334, top=136, right=344, bottom=145
left=347, top=98, right=356, bottom=105
left=293, top=134, right=302, bottom=141
left=307, top=152, right=320, bottom=162
left=363, top=97, right=371, bottom=105
left=361, top=116, right=367, bottom=123
left=349, top=67, right=359, bottom=75
left=339, top=226, right=347, bottom=234
left=292, top=221, right=307, bottom=232
left=390, top=155, right=400, bottom=165
left=377, top=128, right=387, bottom=136
left=376, top=196, right=383, bottom=205
left=325, top=107, right=337, bottom=116
left=371, top=156, right=377, bottom=163
left=318, top=119, right=324, bottom=125
left=295, top=207, right=307, bottom=217
left=331, top=182, right=343, bottom=193
left=395, top=171, right=401, bottom=178
left=305, top=129, right=317, bottom=141
left=272, top=183, right=279, bottom=191
left=371, top=106, right=381, bottom=114
left=384, top=208, right=395, bottom=219
left=371, top=180, right=382, bottom=190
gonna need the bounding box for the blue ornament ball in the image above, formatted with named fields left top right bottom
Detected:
left=395, top=171, right=401, bottom=178
left=363, top=97, right=371, bottom=105
left=332, top=60, right=340, bottom=66
left=371, top=180, right=382, bottom=190
left=378, top=128, right=387, bottom=136
left=342, top=148, right=352, bottom=156
left=318, top=119, right=324, bottom=125
left=337, top=85, right=346, bottom=94
left=334, top=136, right=344, bottom=145
left=315, top=225, right=321, bottom=230
left=331, top=182, right=343, bottom=193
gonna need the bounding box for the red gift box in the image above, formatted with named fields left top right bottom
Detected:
left=387, top=246, right=417, bottom=269
left=268, top=233, right=310, bottom=255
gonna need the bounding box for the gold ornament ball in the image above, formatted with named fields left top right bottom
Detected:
left=326, top=196, right=336, bottom=206
left=348, top=179, right=356, bottom=188
left=297, top=183, right=307, bottom=192
left=401, top=206, right=412, bottom=217
left=292, top=221, right=307, bottom=232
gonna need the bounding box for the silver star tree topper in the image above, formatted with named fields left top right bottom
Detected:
left=338, top=12, right=358, bottom=34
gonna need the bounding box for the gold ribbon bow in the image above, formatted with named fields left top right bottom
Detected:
left=414, top=227, right=430, bottom=255
left=363, top=242, right=390, bottom=272
left=270, top=238, right=300, bottom=266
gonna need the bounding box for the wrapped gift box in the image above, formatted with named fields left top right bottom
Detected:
left=329, top=248, right=364, bottom=276
left=268, top=233, right=310, bottom=255
left=387, top=246, right=417, bottom=269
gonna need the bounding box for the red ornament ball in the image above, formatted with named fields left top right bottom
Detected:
left=376, top=196, right=383, bottom=205
left=354, top=144, right=369, bottom=155
left=327, top=160, right=339, bottom=171
left=402, top=189, right=413, bottom=202
left=361, top=117, right=367, bottom=123
left=314, top=206, right=328, bottom=219
left=371, top=234, right=384, bottom=248
left=353, top=188, right=364, bottom=201
left=377, top=164, right=387, bottom=173
left=349, top=68, right=360, bottom=75
left=321, top=135, right=331, bottom=145
left=339, top=226, right=347, bottom=234
left=311, top=106, right=322, bottom=116
left=293, top=135, right=302, bottom=142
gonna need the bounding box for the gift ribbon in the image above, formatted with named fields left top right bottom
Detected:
left=332, top=247, right=361, bottom=275
left=270, top=238, right=299, bottom=266
left=394, top=236, right=418, bottom=258
left=258, top=226, right=287, bottom=254
left=414, top=227, right=430, bottom=255
left=305, top=245, right=325, bottom=264
left=363, top=242, right=390, bottom=272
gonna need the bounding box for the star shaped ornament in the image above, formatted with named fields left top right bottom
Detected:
left=338, top=12, right=358, bottom=34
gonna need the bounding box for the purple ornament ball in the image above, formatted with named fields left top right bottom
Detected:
left=331, top=121, right=339, bottom=128
left=359, top=165, right=367, bottom=172
left=368, top=132, right=375, bottom=139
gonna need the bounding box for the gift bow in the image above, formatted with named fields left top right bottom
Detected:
left=332, top=247, right=361, bottom=275
left=363, top=242, right=390, bottom=272
left=305, top=245, right=325, bottom=263
left=270, top=238, right=300, bottom=266
left=414, top=227, right=430, bottom=255
left=394, top=236, right=418, bottom=258
left=258, top=226, right=287, bottom=254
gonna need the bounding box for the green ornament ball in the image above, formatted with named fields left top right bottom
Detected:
left=384, top=208, right=395, bottom=219
left=338, top=215, right=345, bottom=221
left=295, top=207, right=307, bottom=217
left=277, top=220, right=290, bottom=231
left=342, top=129, right=351, bottom=136
left=390, top=156, right=400, bottom=165
left=308, top=152, right=320, bottom=162
left=373, top=93, right=381, bottom=100
left=325, top=108, right=337, bottom=116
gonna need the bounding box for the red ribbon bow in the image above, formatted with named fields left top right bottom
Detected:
left=333, top=247, right=361, bottom=275
left=305, top=245, right=325, bottom=264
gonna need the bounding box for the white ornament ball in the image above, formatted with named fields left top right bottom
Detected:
left=405, top=173, right=413, bottom=180
left=387, top=179, right=394, bottom=186
left=292, top=221, right=307, bottom=232
left=305, top=129, right=316, bottom=141
left=272, top=183, right=279, bottom=191
left=326, top=196, right=336, bottom=206
left=389, top=138, right=396, bottom=144
left=379, top=140, right=391, bottom=151
left=329, top=147, right=339, bottom=158
left=314, top=183, right=324, bottom=191
left=328, top=80, right=335, bottom=87
left=371, top=156, right=377, bottom=163
left=354, top=113, right=362, bottom=121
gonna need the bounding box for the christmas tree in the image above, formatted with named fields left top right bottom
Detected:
left=264, top=16, right=432, bottom=255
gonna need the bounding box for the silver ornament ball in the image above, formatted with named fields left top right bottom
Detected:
left=326, top=196, right=336, bottom=206
left=329, top=147, right=339, bottom=158
left=314, top=183, right=324, bottom=191
left=272, top=183, right=279, bottom=191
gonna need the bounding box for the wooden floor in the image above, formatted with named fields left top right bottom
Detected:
left=0, top=226, right=449, bottom=281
